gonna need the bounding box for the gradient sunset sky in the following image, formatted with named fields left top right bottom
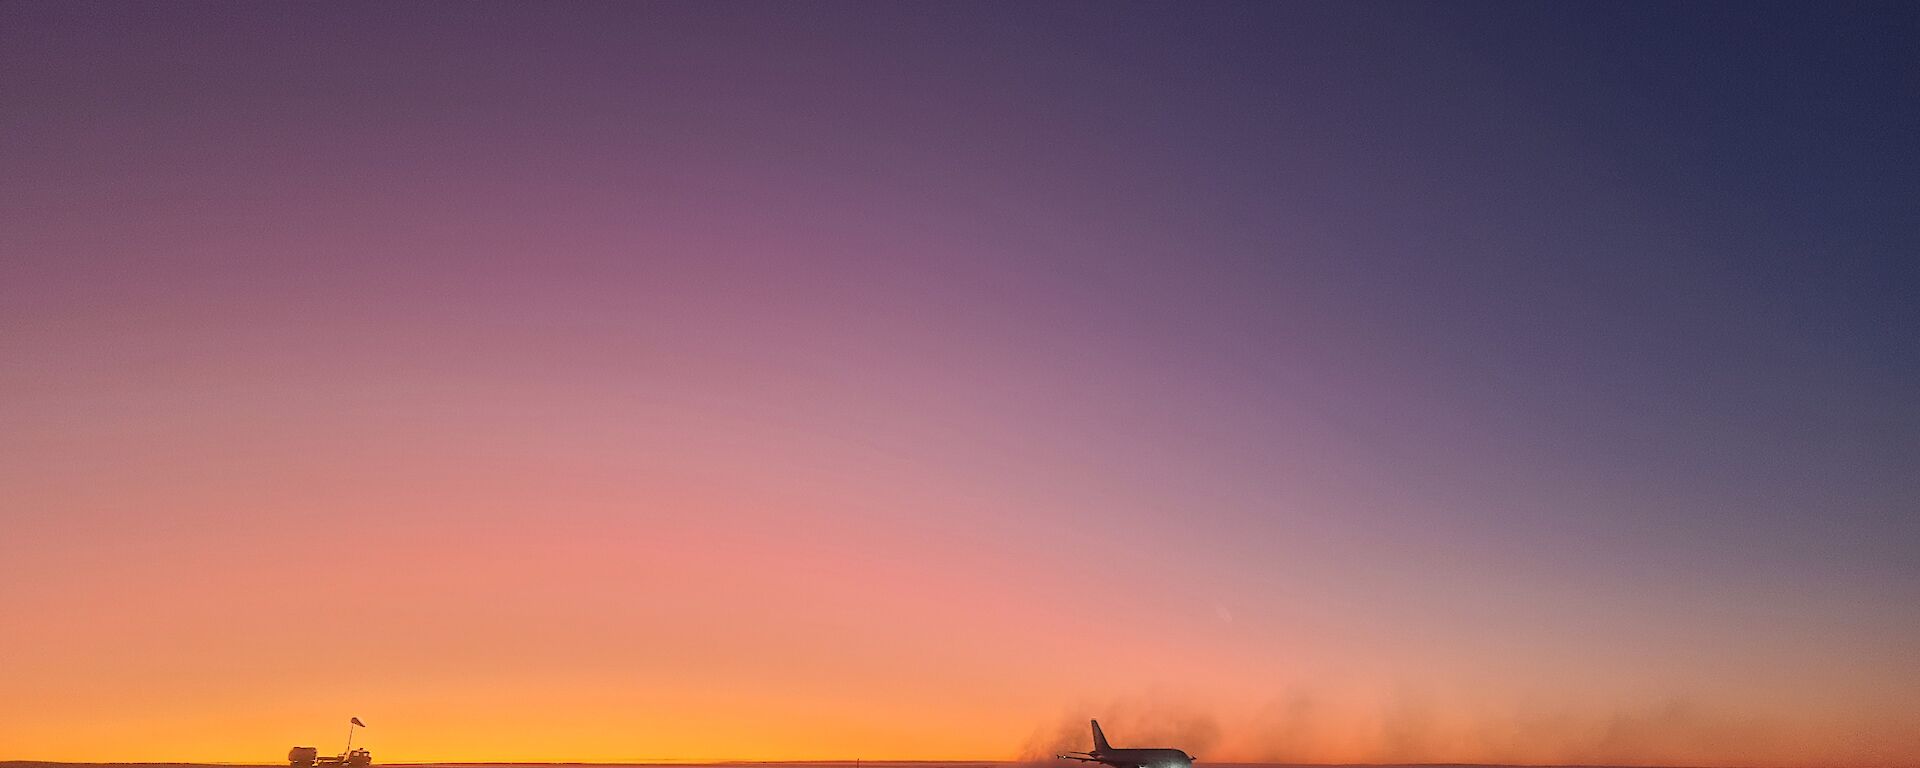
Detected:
left=2, top=2, right=1917, bottom=767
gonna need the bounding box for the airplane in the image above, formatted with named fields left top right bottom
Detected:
left=1056, top=720, right=1195, bottom=768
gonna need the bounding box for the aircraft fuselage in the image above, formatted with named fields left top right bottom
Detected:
left=1086, top=748, right=1194, bottom=768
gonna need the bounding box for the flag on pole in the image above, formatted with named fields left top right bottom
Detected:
left=351, top=718, right=365, bottom=727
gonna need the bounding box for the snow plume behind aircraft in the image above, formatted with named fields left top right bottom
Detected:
left=1021, top=687, right=1920, bottom=767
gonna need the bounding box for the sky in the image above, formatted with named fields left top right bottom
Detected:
left=2, top=2, right=1917, bottom=766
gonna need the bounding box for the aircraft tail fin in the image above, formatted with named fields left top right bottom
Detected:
left=1091, top=720, right=1110, bottom=753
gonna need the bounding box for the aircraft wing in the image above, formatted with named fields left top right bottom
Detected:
left=1055, top=754, right=1102, bottom=763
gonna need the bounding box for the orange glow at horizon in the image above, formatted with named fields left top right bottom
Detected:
left=4, top=449, right=1916, bottom=767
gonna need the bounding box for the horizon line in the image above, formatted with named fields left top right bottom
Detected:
left=0, top=760, right=1793, bottom=768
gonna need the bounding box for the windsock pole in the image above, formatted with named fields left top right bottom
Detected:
left=346, top=719, right=356, bottom=754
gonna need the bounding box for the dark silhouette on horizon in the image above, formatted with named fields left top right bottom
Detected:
left=290, top=718, right=371, bottom=768
left=1057, top=721, right=1195, bottom=768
